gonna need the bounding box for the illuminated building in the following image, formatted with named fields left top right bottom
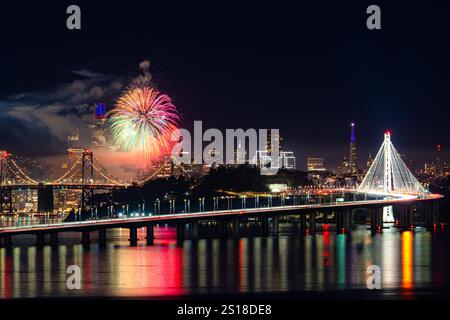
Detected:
left=254, top=150, right=272, bottom=169
left=233, top=139, right=247, bottom=164
left=336, top=156, right=349, bottom=175
left=366, top=153, right=374, bottom=171
left=422, top=145, right=447, bottom=181
left=254, top=132, right=294, bottom=171
left=153, top=156, right=174, bottom=178
left=266, top=131, right=283, bottom=154
left=306, top=157, right=326, bottom=185
left=63, top=129, right=84, bottom=173
left=435, top=144, right=444, bottom=178
left=280, top=151, right=296, bottom=170
left=92, top=102, right=107, bottom=149
left=203, top=148, right=219, bottom=174
left=306, top=157, right=326, bottom=172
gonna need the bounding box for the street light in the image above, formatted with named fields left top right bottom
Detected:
left=154, top=199, right=160, bottom=215
left=213, top=197, right=219, bottom=211
left=170, top=199, right=176, bottom=214
left=241, top=195, right=247, bottom=209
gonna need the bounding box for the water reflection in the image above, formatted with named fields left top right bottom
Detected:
left=402, top=231, right=413, bottom=289
left=0, top=224, right=448, bottom=298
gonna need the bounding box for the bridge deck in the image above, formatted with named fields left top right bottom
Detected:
left=0, top=195, right=441, bottom=236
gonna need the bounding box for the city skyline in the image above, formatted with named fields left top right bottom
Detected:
left=0, top=119, right=446, bottom=174
left=1, top=0, right=450, bottom=307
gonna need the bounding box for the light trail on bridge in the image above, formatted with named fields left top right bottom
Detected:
left=0, top=192, right=442, bottom=233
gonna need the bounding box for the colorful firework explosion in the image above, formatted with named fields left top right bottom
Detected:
left=108, top=86, right=179, bottom=161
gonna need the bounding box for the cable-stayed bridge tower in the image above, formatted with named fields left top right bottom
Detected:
left=358, top=131, right=428, bottom=222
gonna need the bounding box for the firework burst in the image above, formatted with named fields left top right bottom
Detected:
left=108, top=86, right=179, bottom=161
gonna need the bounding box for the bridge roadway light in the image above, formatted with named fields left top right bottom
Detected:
left=154, top=199, right=160, bottom=215
left=198, top=197, right=205, bottom=212
left=170, top=199, right=175, bottom=214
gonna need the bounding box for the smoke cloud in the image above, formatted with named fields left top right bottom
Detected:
left=0, top=60, right=158, bottom=180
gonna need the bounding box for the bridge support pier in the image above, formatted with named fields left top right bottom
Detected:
left=336, top=210, right=352, bottom=233
left=146, top=224, right=154, bottom=245
left=0, top=235, right=12, bottom=247
left=407, top=206, right=415, bottom=229
left=300, top=214, right=307, bottom=236
left=129, top=227, right=139, bottom=246
left=425, top=203, right=439, bottom=229
left=397, top=206, right=404, bottom=227
left=98, top=229, right=107, bottom=246
left=50, top=232, right=58, bottom=246
left=309, top=212, right=316, bottom=235
left=81, top=231, right=91, bottom=246
left=370, top=208, right=383, bottom=233
left=261, top=216, right=269, bottom=236
left=0, top=187, right=13, bottom=215
left=272, top=216, right=279, bottom=237
left=398, top=206, right=414, bottom=229
left=232, top=218, right=240, bottom=237
left=218, top=221, right=228, bottom=238
left=190, top=221, right=199, bottom=239
left=336, top=211, right=344, bottom=233
left=345, top=210, right=353, bottom=231
left=36, top=233, right=45, bottom=246
left=176, top=224, right=184, bottom=245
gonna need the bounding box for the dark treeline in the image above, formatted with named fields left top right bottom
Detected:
left=105, top=165, right=309, bottom=207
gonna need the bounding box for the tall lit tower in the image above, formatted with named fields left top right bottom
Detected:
left=436, top=144, right=443, bottom=178
left=348, top=123, right=358, bottom=174
left=92, top=102, right=107, bottom=148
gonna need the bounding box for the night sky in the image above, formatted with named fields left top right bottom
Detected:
left=0, top=1, right=449, bottom=170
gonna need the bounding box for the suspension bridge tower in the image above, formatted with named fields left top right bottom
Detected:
left=0, top=151, right=13, bottom=214
left=81, top=151, right=94, bottom=213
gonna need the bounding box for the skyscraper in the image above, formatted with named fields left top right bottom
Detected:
left=92, top=102, right=107, bottom=148
left=306, top=157, right=326, bottom=172
left=348, top=123, right=358, bottom=174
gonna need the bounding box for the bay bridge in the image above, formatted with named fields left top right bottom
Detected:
left=0, top=132, right=444, bottom=247
left=0, top=149, right=162, bottom=215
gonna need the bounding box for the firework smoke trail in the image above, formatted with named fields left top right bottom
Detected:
left=108, top=86, right=179, bottom=161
